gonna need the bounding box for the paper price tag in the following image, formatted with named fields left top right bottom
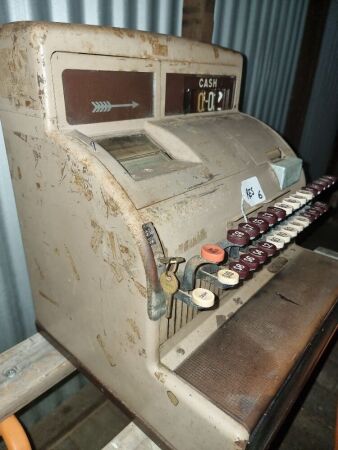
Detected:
left=241, top=176, right=266, bottom=206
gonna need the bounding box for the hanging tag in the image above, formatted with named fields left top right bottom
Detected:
left=241, top=176, right=266, bottom=207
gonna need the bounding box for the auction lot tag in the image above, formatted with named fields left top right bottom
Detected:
left=241, top=176, right=266, bottom=206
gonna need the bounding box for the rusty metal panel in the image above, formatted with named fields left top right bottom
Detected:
left=176, top=248, right=338, bottom=432
left=213, top=0, right=309, bottom=134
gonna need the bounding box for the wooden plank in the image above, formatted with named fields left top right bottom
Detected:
left=102, top=422, right=160, bottom=450
left=0, top=333, right=75, bottom=421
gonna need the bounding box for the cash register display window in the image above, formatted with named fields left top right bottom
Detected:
left=97, top=134, right=171, bottom=180
left=165, top=73, right=236, bottom=115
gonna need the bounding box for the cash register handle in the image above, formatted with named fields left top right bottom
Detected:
left=180, top=255, right=217, bottom=291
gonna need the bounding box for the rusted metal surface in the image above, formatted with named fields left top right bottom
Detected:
left=176, top=248, right=338, bottom=432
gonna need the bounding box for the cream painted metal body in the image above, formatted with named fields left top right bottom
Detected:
left=0, top=22, right=309, bottom=450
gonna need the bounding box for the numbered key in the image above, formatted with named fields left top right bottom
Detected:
left=257, top=241, right=277, bottom=256
left=274, top=202, right=293, bottom=215
left=266, top=235, right=284, bottom=249
left=228, top=261, right=250, bottom=280
left=201, top=244, right=225, bottom=263
left=238, top=222, right=260, bottom=239
left=267, top=206, right=286, bottom=221
left=217, top=268, right=239, bottom=286
left=239, top=253, right=259, bottom=271
left=248, top=247, right=267, bottom=264
left=192, top=288, right=215, bottom=308
left=248, top=217, right=269, bottom=233
left=227, top=229, right=250, bottom=246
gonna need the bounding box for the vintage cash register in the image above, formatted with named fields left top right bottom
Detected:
left=0, top=22, right=337, bottom=450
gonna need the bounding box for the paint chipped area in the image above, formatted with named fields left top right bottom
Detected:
left=96, top=334, right=116, bottom=367
left=38, top=290, right=58, bottom=307
left=64, top=244, right=80, bottom=281
left=71, top=169, right=93, bottom=201
left=89, top=220, right=146, bottom=298
left=234, top=438, right=248, bottom=450
left=154, top=371, right=166, bottom=383
left=126, top=318, right=141, bottom=340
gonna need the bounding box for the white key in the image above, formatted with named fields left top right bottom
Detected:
left=217, top=269, right=239, bottom=286
left=293, top=215, right=310, bottom=226
left=266, top=236, right=284, bottom=249
left=289, top=194, right=307, bottom=206
left=282, top=198, right=301, bottom=210
left=278, top=225, right=298, bottom=238
left=287, top=220, right=305, bottom=232
left=297, top=190, right=314, bottom=201
left=274, top=202, right=293, bottom=215
left=192, top=288, right=215, bottom=308
left=274, top=231, right=291, bottom=243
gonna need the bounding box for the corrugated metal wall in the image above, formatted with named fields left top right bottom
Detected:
left=0, top=0, right=311, bottom=427
left=213, top=0, right=309, bottom=134
left=298, top=0, right=338, bottom=179
left=0, top=0, right=183, bottom=34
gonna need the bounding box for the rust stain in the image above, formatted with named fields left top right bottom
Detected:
left=64, top=245, right=80, bottom=281
left=96, top=334, right=116, bottom=367
left=34, top=258, right=44, bottom=279
left=17, top=166, right=22, bottom=179
left=234, top=439, right=248, bottom=450
left=154, top=371, right=166, bottom=383
left=90, top=220, right=104, bottom=253
left=213, top=46, right=220, bottom=59
left=138, top=348, right=147, bottom=358
left=133, top=280, right=147, bottom=298
left=101, top=189, right=119, bottom=217
left=33, top=149, right=41, bottom=167
left=39, top=290, right=58, bottom=307
left=167, top=391, right=179, bottom=406
left=107, top=232, right=117, bottom=259
left=127, top=318, right=141, bottom=340
left=72, top=171, right=93, bottom=201
left=126, top=332, right=136, bottom=345
left=177, top=228, right=207, bottom=253
left=13, top=131, right=28, bottom=143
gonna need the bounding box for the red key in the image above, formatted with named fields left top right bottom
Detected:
left=227, top=229, right=250, bottom=246
left=248, top=247, right=267, bottom=264
left=303, top=186, right=318, bottom=196
left=307, top=182, right=323, bottom=193
left=248, top=217, right=269, bottom=233
left=238, top=222, right=260, bottom=239
left=267, top=206, right=286, bottom=221
left=229, top=261, right=250, bottom=280
left=258, top=211, right=278, bottom=226
left=239, top=253, right=260, bottom=271
left=314, top=201, right=329, bottom=212
left=313, top=179, right=328, bottom=190
left=257, top=241, right=277, bottom=257
left=201, top=244, right=226, bottom=263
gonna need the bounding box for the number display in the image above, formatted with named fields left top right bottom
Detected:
left=165, top=74, right=236, bottom=115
